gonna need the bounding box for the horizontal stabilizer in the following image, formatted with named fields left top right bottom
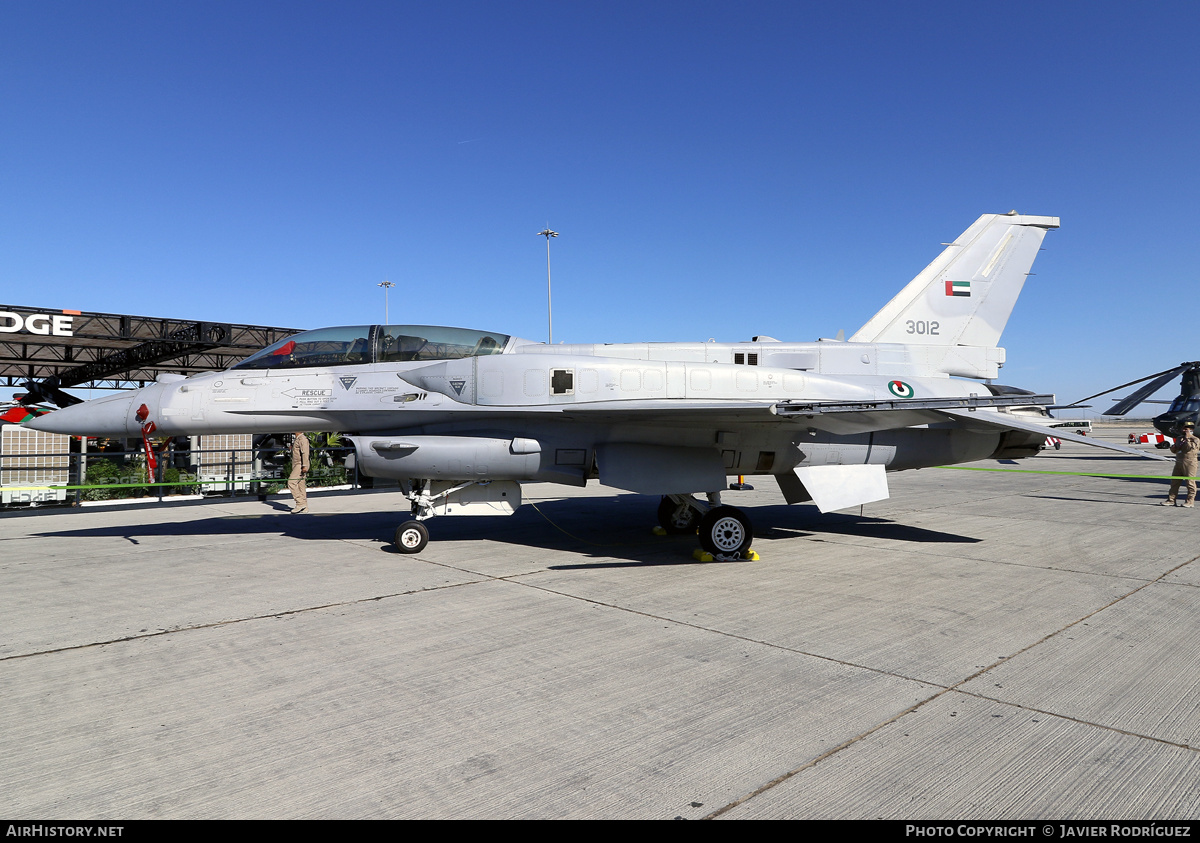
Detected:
left=938, top=409, right=1172, bottom=461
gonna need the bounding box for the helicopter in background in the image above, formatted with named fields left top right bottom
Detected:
left=1071, top=362, right=1200, bottom=445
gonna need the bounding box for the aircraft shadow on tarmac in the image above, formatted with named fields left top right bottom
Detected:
left=29, top=499, right=695, bottom=566
left=464, top=499, right=981, bottom=568
left=30, top=493, right=982, bottom=567
left=32, top=507, right=400, bottom=544
left=752, top=505, right=982, bottom=544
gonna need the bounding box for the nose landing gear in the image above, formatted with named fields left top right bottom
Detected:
left=394, top=520, right=429, bottom=554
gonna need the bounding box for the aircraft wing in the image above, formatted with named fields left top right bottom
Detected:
left=561, top=394, right=1057, bottom=436
left=936, top=408, right=1172, bottom=461
left=565, top=397, right=1168, bottom=461
left=560, top=400, right=779, bottom=425
left=768, top=394, right=1057, bottom=435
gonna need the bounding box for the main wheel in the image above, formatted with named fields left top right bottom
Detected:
left=698, top=506, right=753, bottom=557
left=394, top=520, right=429, bottom=554
left=657, top=496, right=701, bottom=534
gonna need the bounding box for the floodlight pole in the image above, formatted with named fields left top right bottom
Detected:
left=538, top=229, right=558, bottom=344
left=377, top=280, right=395, bottom=324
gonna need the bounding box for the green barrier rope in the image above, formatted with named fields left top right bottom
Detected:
left=936, top=465, right=1195, bottom=480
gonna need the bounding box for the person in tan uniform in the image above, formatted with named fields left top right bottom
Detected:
left=289, top=431, right=310, bottom=513
left=1162, top=421, right=1199, bottom=508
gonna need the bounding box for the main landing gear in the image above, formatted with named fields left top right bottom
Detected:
left=657, top=493, right=754, bottom=559
left=657, top=496, right=701, bottom=534
left=698, top=506, right=753, bottom=557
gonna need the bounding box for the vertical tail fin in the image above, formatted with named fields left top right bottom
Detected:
left=849, top=211, right=1059, bottom=347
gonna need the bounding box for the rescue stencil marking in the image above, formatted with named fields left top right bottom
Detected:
left=281, top=388, right=333, bottom=407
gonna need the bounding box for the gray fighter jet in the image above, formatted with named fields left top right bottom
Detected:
left=31, top=212, right=1164, bottom=556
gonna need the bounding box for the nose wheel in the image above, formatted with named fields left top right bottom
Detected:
left=394, top=520, right=429, bottom=554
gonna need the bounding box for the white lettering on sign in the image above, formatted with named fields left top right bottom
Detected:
left=0, top=311, right=75, bottom=337
left=25, top=315, right=51, bottom=334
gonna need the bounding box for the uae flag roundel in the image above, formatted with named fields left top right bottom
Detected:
left=888, top=380, right=914, bottom=398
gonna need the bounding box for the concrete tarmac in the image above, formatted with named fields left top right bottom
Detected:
left=2, top=424, right=1199, bottom=819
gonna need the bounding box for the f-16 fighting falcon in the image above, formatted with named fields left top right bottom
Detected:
left=31, top=212, right=1165, bottom=557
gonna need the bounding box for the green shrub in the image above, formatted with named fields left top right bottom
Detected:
left=82, top=459, right=151, bottom=500
left=161, top=467, right=199, bottom=495
left=83, top=459, right=122, bottom=501
left=309, top=464, right=348, bottom=488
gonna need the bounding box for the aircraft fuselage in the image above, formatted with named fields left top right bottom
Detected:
left=35, top=337, right=1038, bottom=493
left=42, top=212, right=1145, bottom=556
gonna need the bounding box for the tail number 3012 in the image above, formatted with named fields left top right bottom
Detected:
left=905, top=320, right=939, bottom=335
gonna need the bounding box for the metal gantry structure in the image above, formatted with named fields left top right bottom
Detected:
left=0, top=305, right=297, bottom=405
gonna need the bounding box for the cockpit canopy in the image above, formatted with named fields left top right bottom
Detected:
left=233, top=325, right=512, bottom=370
left=1168, top=396, right=1200, bottom=414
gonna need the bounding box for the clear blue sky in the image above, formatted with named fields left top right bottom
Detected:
left=3, top=1, right=1197, bottom=412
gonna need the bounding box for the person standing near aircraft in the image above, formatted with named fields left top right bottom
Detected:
left=1162, top=421, right=1199, bottom=507
left=289, top=432, right=310, bottom=513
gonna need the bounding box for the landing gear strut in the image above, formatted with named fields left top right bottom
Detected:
left=394, top=478, right=436, bottom=554
left=657, top=496, right=701, bottom=534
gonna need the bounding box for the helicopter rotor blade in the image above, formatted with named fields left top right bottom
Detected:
left=1106, top=367, right=1192, bottom=416
left=1064, top=364, right=1191, bottom=411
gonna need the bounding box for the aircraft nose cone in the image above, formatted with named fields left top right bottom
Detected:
left=26, top=393, right=136, bottom=437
